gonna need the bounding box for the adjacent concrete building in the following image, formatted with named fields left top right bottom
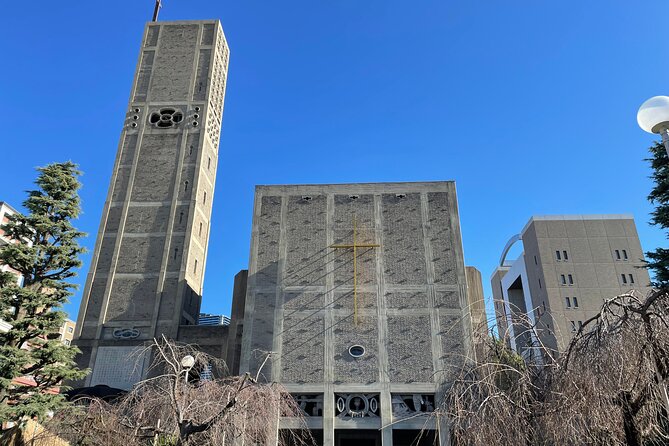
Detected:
left=492, top=215, right=652, bottom=359
left=238, top=182, right=474, bottom=446
left=58, top=320, right=76, bottom=346
left=198, top=313, right=231, bottom=326
left=73, top=20, right=230, bottom=389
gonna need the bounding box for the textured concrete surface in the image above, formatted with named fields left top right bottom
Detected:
left=238, top=182, right=472, bottom=445
left=74, top=20, right=230, bottom=389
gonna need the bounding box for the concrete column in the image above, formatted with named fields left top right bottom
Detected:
left=323, top=194, right=335, bottom=446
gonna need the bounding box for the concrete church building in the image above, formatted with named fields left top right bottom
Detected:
left=238, top=182, right=475, bottom=445
left=71, top=15, right=477, bottom=446
left=74, top=19, right=230, bottom=388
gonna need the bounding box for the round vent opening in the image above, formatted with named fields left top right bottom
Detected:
left=349, top=345, right=365, bottom=358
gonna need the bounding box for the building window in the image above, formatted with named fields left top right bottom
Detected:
left=556, top=251, right=561, bottom=261
left=184, top=181, right=189, bottom=192
left=203, top=191, right=207, bottom=204
left=623, top=249, right=628, bottom=260
left=568, top=274, right=574, bottom=285
left=534, top=255, right=538, bottom=265
left=538, top=278, right=542, bottom=289
left=560, top=274, right=567, bottom=285
left=565, top=297, right=571, bottom=308
left=570, top=321, right=576, bottom=332
left=573, top=296, right=579, bottom=308
left=621, top=274, right=627, bottom=284
left=615, top=249, right=621, bottom=260
left=179, top=212, right=184, bottom=224
left=67, top=326, right=73, bottom=333
left=629, top=274, right=634, bottom=284
left=174, top=247, right=179, bottom=259
left=578, top=321, right=583, bottom=330
left=194, top=259, right=198, bottom=274
left=199, top=222, right=203, bottom=237
left=207, top=157, right=211, bottom=170
left=563, top=250, right=568, bottom=261
left=64, top=339, right=71, bottom=346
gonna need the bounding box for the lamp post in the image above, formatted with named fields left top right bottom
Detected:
left=181, top=354, right=195, bottom=386
left=637, top=96, right=669, bottom=157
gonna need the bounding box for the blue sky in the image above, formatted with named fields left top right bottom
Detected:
left=1, top=1, right=668, bottom=322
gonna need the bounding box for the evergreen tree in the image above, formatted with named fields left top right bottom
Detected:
left=646, top=142, right=669, bottom=288
left=0, top=162, right=88, bottom=423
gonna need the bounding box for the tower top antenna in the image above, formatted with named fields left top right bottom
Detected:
left=152, top=0, right=162, bottom=21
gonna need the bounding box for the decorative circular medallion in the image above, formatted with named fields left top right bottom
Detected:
left=149, top=107, right=184, bottom=128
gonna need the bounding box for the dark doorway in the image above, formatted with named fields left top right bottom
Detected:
left=280, top=429, right=323, bottom=446
left=335, top=429, right=381, bottom=446
left=392, top=429, right=438, bottom=446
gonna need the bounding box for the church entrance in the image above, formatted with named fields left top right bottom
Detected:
left=335, top=429, right=381, bottom=446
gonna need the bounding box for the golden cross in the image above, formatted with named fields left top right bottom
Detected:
left=329, top=216, right=379, bottom=325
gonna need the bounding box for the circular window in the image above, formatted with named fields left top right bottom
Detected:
left=349, top=345, right=365, bottom=358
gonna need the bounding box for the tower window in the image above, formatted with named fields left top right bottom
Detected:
left=199, top=222, right=203, bottom=236
left=179, top=212, right=184, bottom=224
left=615, top=249, right=621, bottom=260
left=629, top=274, right=634, bottom=284
left=203, top=191, right=207, bottom=204
left=556, top=251, right=561, bottom=261
left=570, top=321, right=576, bottom=332
left=623, top=249, right=628, bottom=260
left=560, top=274, right=566, bottom=285
left=563, top=250, right=568, bottom=261
left=194, top=259, right=198, bottom=274
left=534, top=255, right=537, bottom=265
left=568, top=274, right=574, bottom=285
left=573, top=296, right=579, bottom=308
left=538, top=278, right=542, bottom=289
left=621, top=274, right=627, bottom=284
left=189, top=145, right=194, bottom=155
left=207, top=157, right=211, bottom=170
left=565, top=297, right=571, bottom=308
left=184, top=181, right=189, bottom=192
left=578, top=321, right=583, bottom=330
left=174, top=247, right=178, bottom=259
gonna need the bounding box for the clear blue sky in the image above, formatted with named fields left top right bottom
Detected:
left=1, top=1, right=668, bottom=322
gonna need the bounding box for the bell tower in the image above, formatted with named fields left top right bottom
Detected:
left=74, top=20, right=229, bottom=389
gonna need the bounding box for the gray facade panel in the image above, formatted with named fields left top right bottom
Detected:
left=381, top=193, right=427, bottom=286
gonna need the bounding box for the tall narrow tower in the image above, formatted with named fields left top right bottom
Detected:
left=74, top=20, right=229, bottom=389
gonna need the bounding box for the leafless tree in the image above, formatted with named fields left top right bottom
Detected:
left=39, top=338, right=314, bottom=446
left=439, top=290, right=669, bottom=446
left=543, top=290, right=669, bottom=446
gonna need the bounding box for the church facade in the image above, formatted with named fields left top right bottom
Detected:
left=238, top=182, right=474, bottom=446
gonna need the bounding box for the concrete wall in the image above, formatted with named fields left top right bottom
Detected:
left=239, top=182, right=471, bottom=445
left=465, top=266, right=487, bottom=357
left=74, top=20, right=230, bottom=389
left=226, top=269, right=247, bottom=375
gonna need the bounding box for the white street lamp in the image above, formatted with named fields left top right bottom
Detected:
left=180, top=355, right=195, bottom=370
left=637, top=96, right=669, bottom=156
left=181, top=354, right=195, bottom=385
